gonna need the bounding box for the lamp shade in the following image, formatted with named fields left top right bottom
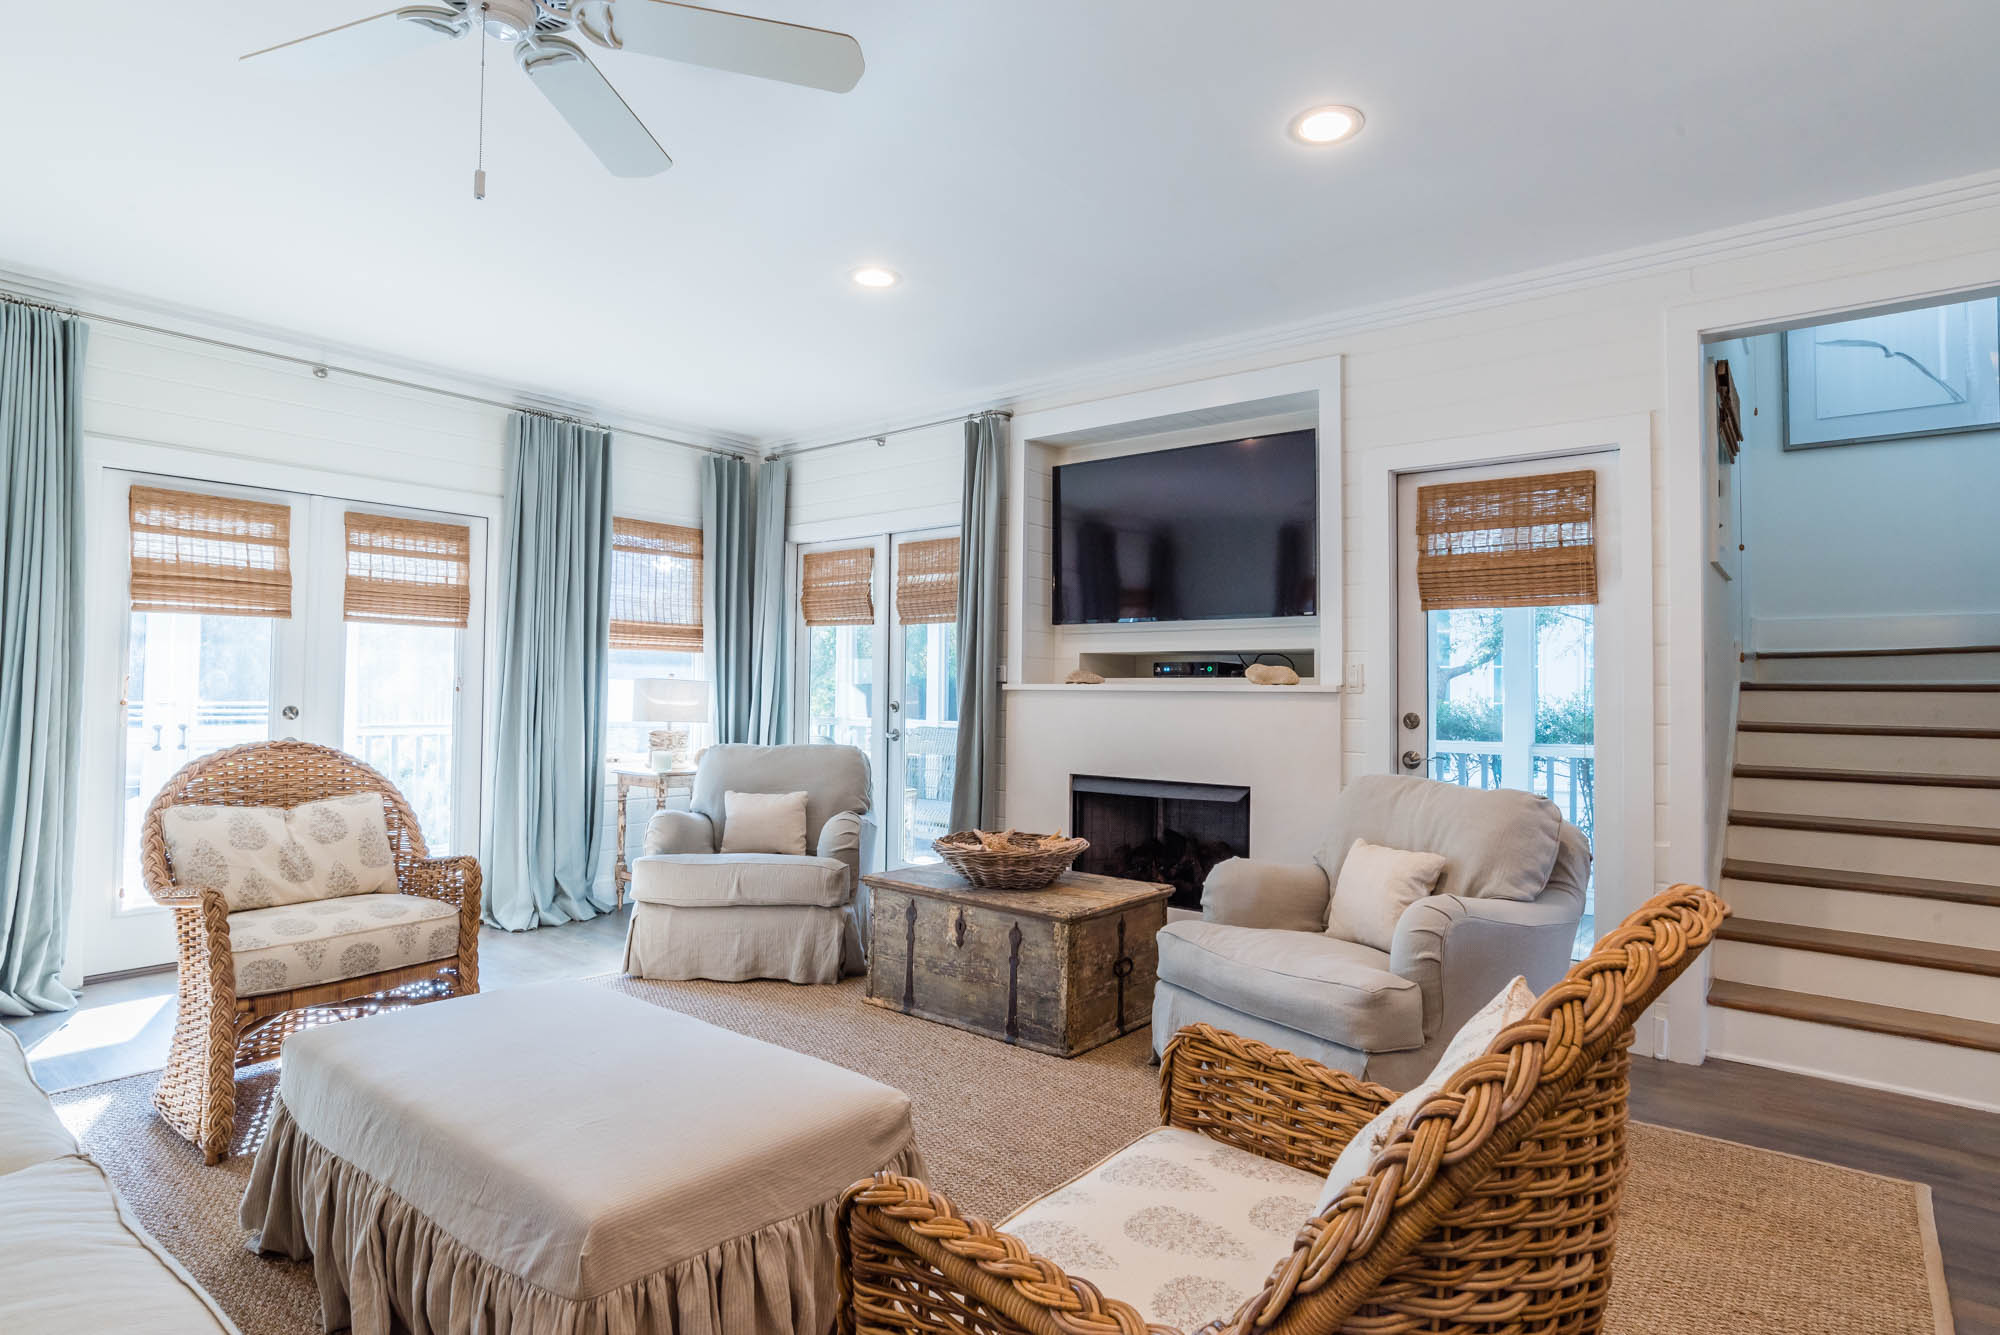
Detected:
left=634, top=677, right=709, bottom=723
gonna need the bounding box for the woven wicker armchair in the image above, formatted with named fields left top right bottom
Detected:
left=142, top=740, right=481, bottom=1164
left=839, top=883, right=1726, bottom=1335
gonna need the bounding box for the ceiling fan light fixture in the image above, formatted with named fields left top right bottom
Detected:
left=850, top=265, right=900, bottom=289
left=479, top=0, right=540, bottom=41
left=1288, top=104, right=1364, bottom=146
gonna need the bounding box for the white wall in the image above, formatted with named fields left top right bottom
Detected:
left=83, top=321, right=705, bottom=515
left=1734, top=330, right=2000, bottom=651
left=785, top=183, right=2000, bottom=1063
left=784, top=421, right=961, bottom=544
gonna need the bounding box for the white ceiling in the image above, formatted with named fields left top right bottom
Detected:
left=6, top=1, right=2000, bottom=444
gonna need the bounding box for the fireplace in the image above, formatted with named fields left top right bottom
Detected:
left=1070, top=775, right=1250, bottom=910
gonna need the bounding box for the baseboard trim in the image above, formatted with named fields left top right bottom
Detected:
left=1705, top=1043, right=2000, bottom=1115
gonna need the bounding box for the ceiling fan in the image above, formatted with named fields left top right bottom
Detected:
left=243, top=1, right=864, bottom=181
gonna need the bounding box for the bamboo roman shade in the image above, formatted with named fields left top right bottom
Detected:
left=610, top=517, right=704, bottom=652
left=801, top=547, right=876, bottom=626
left=343, top=512, right=472, bottom=628
left=895, top=536, right=960, bottom=625
left=129, top=485, right=292, bottom=618
left=1416, top=469, right=1598, bottom=611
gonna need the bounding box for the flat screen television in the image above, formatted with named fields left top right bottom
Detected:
left=1051, top=429, right=1317, bottom=625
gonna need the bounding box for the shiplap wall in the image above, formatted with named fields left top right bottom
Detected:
left=783, top=420, right=961, bottom=542
left=83, top=321, right=706, bottom=515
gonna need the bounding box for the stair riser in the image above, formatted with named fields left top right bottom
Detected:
left=1733, top=729, right=2000, bottom=777
left=1725, top=824, right=2000, bottom=886
left=1739, top=690, right=2000, bottom=728
left=1706, top=1007, right=2000, bottom=1112
left=1721, top=878, right=2000, bottom=950
left=1729, top=777, right=2000, bottom=826
left=1713, top=939, right=2000, bottom=1024
left=1751, top=653, right=2000, bottom=685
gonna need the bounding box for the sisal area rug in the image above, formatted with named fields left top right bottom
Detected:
left=50, top=976, right=1952, bottom=1335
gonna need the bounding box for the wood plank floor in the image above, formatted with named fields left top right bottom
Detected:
left=7, top=916, right=1995, bottom=1333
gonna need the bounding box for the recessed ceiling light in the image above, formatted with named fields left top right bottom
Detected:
left=850, top=265, right=900, bottom=289
left=1288, top=105, right=1364, bottom=146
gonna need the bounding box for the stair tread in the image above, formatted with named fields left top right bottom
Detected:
left=1721, top=859, right=2000, bottom=907
left=1732, top=765, right=2000, bottom=790
left=1717, top=918, right=2000, bottom=976
left=1737, top=720, right=2000, bottom=739
left=1728, top=809, right=2000, bottom=846
left=1741, top=681, right=2000, bottom=692
left=1753, top=644, right=2000, bottom=660
left=1708, top=980, right=2000, bottom=1054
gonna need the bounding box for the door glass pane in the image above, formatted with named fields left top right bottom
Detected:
left=343, top=623, right=459, bottom=851
left=1427, top=603, right=1597, bottom=956
left=1534, top=606, right=1596, bottom=954
left=122, top=612, right=273, bottom=910
left=898, top=622, right=958, bottom=864
left=806, top=625, right=874, bottom=751
left=1427, top=607, right=1503, bottom=789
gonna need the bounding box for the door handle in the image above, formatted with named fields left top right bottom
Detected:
left=1401, top=750, right=1425, bottom=771
left=282, top=705, right=299, bottom=720
left=885, top=728, right=902, bottom=742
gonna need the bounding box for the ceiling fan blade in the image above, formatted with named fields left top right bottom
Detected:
left=516, top=38, right=673, bottom=178
left=572, top=1, right=863, bottom=94
left=241, top=6, right=468, bottom=73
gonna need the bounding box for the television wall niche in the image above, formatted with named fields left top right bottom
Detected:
left=1051, top=429, right=1317, bottom=625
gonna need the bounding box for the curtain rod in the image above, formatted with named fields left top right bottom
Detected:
left=767, top=409, right=1012, bottom=462
left=0, top=289, right=755, bottom=460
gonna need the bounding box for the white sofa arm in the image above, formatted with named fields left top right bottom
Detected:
left=644, top=809, right=716, bottom=856
left=1199, top=857, right=1331, bottom=933
left=1388, top=893, right=1582, bottom=1041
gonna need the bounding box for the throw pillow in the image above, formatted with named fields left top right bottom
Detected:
left=1326, top=838, right=1447, bottom=951
left=1312, top=975, right=1538, bottom=1214
left=159, top=792, right=399, bottom=911
left=720, top=790, right=810, bottom=856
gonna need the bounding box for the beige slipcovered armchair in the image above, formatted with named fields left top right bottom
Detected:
left=1153, top=774, right=1589, bottom=1089
left=624, top=743, right=875, bottom=984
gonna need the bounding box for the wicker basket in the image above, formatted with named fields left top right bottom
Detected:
left=933, top=830, right=1089, bottom=891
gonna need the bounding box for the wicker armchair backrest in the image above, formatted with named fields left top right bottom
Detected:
left=1166, top=883, right=1726, bottom=1335
left=139, top=739, right=431, bottom=904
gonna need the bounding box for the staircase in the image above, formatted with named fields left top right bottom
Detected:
left=1707, top=644, right=2000, bottom=1111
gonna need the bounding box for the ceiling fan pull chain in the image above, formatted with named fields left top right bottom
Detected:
left=473, top=4, right=489, bottom=200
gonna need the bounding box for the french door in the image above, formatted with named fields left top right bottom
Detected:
left=1395, top=456, right=1618, bottom=956
left=796, top=529, right=960, bottom=870
left=78, top=472, right=487, bottom=977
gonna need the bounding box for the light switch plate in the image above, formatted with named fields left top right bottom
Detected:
left=1343, top=663, right=1365, bottom=692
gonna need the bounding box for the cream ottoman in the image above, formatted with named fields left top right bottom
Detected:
left=240, top=982, right=923, bottom=1335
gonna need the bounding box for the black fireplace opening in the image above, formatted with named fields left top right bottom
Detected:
left=1070, top=775, right=1250, bottom=910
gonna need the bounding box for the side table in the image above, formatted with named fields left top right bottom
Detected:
left=613, top=767, right=695, bottom=908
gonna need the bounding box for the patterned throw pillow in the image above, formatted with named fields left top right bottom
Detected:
left=159, top=792, right=399, bottom=911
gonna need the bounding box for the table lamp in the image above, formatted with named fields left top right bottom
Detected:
left=634, top=678, right=708, bottom=772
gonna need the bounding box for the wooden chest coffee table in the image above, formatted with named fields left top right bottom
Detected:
left=862, top=864, right=1172, bottom=1057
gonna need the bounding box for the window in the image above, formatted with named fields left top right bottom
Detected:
left=606, top=517, right=705, bottom=768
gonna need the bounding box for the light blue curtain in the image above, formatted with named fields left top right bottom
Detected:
left=747, top=457, right=790, bottom=745
left=950, top=413, right=1005, bottom=831
left=703, top=454, right=756, bottom=744
left=482, top=412, right=612, bottom=930
left=0, top=302, right=86, bottom=1016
